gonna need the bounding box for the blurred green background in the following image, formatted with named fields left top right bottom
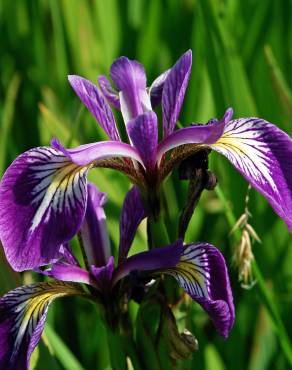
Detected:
left=1, top=0, right=292, bottom=369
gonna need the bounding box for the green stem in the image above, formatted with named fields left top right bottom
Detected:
left=215, top=185, right=292, bottom=366
left=148, top=215, right=170, bottom=248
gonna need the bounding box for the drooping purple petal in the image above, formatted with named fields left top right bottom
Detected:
left=91, top=256, right=115, bottom=292
left=165, top=243, right=234, bottom=338
left=162, top=50, right=192, bottom=137
left=119, top=186, right=147, bottom=262
left=68, top=75, right=120, bottom=141
left=0, top=147, right=88, bottom=271
left=112, top=240, right=183, bottom=286
left=110, top=57, right=151, bottom=123
left=51, top=138, right=144, bottom=167
left=80, top=183, right=111, bottom=267
left=149, top=68, right=171, bottom=107
left=156, top=108, right=233, bottom=163
left=98, top=75, right=121, bottom=110
left=127, top=111, right=158, bottom=170
left=212, top=117, right=292, bottom=232
left=0, top=282, right=84, bottom=370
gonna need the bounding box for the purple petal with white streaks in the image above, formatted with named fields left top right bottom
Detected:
left=127, top=111, right=158, bottom=170
left=98, top=75, right=121, bottom=110
left=0, top=147, right=88, bottom=271
left=68, top=75, right=120, bottom=141
left=165, top=242, right=234, bottom=338
left=51, top=138, right=144, bottom=167
left=80, top=183, right=111, bottom=267
left=119, top=186, right=147, bottom=262
left=212, top=117, right=292, bottom=232
left=0, top=282, right=83, bottom=370
left=162, top=50, right=192, bottom=137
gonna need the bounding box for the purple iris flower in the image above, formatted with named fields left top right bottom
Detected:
left=0, top=50, right=292, bottom=272
left=0, top=184, right=234, bottom=370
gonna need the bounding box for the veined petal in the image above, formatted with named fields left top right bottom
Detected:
left=0, top=147, right=88, bottom=271
left=165, top=243, right=234, bottom=338
left=0, top=282, right=84, bottom=370
left=68, top=75, right=120, bottom=141
left=51, top=138, right=145, bottom=168
left=80, top=183, right=111, bottom=267
left=162, top=50, right=192, bottom=137
left=119, top=186, right=147, bottom=262
left=212, top=117, right=292, bottom=232
left=110, top=57, right=151, bottom=123
left=112, top=240, right=183, bottom=286
left=149, top=68, right=171, bottom=107
left=127, top=112, right=158, bottom=170
left=98, top=75, right=121, bottom=109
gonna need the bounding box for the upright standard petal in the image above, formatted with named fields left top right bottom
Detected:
left=0, top=282, right=84, bottom=370
left=212, top=117, right=292, bottom=232
left=127, top=111, right=158, bottom=170
left=52, top=138, right=144, bottom=168
left=110, top=57, right=151, bottom=123
left=98, top=75, right=121, bottom=109
left=0, top=147, right=88, bottom=271
left=119, top=186, right=147, bottom=262
left=149, top=68, right=171, bottom=108
left=165, top=243, right=234, bottom=338
left=162, top=50, right=192, bottom=137
left=80, top=183, right=111, bottom=267
left=68, top=75, right=120, bottom=141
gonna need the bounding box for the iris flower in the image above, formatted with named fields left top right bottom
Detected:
left=0, top=184, right=234, bottom=370
left=0, top=50, right=292, bottom=273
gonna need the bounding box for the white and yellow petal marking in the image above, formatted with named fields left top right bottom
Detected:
left=212, top=118, right=277, bottom=192
left=163, top=242, right=235, bottom=338
left=211, top=117, right=292, bottom=232
left=166, top=244, right=211, bottom=299
left=0, top=282, right=84, bottom=369
left=0, top=146, right=90, bottom=271
left=28, top=147, right=88, bottom=232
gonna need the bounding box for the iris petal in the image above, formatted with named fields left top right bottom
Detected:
left=0, top=282, right=84, bottom=370
left=149, top=68, right=171, bottom=108
left=165, top=243, right=234, bottom=338
left=127, top=111, right=158, bottom=170
left=119, top=186, right=147, bottom=262
left=98, top=75, right=121, bottom=109
left=68, top=75, right=120, bottom=141
left=0, top=147, right=88, bottom=271
left=212, top=117, right=292, bottom=232
left=110, top=57, right=151, bottom=123
left=162, top=50, right=192, bottom=137
left=80, top=183, right=111, bottom=267
left=52, top=138, right=144, bottom=167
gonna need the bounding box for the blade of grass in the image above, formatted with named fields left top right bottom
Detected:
left=0, top=74, right=21, bottom=176
left=44, top=324, right=86, bottom=370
